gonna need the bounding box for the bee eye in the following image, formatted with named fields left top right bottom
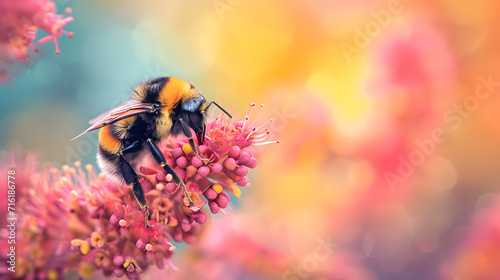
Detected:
left=182, top=94, right=205, bottom=112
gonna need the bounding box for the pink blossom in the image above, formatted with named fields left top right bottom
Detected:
left=0, top=105, right=275, bottom=279
left=0, top=0, right=74, bottom=84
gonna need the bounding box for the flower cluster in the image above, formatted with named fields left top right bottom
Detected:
left=0, top=104, right=277, bottom=279
left=0, top=0, right=74, bottom=84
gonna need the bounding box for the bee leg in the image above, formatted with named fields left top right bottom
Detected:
left=146, top=139, right=194, bottom=205
left=119, top=143, right=153, bottom=229
left=178, top=119, right=207, bottom=163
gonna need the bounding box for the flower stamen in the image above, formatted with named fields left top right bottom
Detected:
left=249, top=103, right=264, bottom=128
left=253, top=140, right=280, bottom=146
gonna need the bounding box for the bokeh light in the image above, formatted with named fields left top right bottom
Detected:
left=2, top=0, right=500, bottom=279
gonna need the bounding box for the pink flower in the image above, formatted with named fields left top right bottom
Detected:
left=0, top=105, right=275, bottom=279
left=368, top=16, right=455, bottom=93
left=0, top=0, right=74, bottom=84
left=206, top=103, right=279, bottom=154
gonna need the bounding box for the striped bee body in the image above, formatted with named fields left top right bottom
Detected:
left=74, top=76, right=231, bottom=228
left=94, top=77, right=203, bottom=183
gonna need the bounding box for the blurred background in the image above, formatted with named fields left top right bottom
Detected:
left=2, top=0, right=500, bottom=279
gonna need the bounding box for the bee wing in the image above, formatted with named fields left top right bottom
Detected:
left=72, top=100, right=156, bottom=140
left=88, top=100, right=145, bottom=125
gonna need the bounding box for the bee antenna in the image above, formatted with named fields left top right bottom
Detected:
left=206, top=101, right=232, bottom=118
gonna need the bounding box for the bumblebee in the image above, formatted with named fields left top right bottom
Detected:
left=74, top=77, right=231, bottom=228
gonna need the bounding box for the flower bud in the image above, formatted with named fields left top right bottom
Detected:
left=171, top=148, right=184, bottom=159
left=204, top=187, right=218, bottom=200
left=234, top=166, right=249, bottom=177
left=228, top=146, right=241, bottom=158
left=192, top=212, right=207, bottom=224
left=176, top=156, right=188, bottom=168
left=198, top=166, right=210, bottom=177
left=208, top=200, right=220, bottom=214
left=191, top=156, right=203, bottom=168
left=236, top=151, right=251, bottom=165
left=211, top=162, right=223, bottom=173
left=223, top=158, right=237, bottom=171
left=165, top=182, right=177, bottom=193
left=181, top=218, right=191, bottom=232
left=236, top=176, right=249, bottom=187
left=215, top=192, right=230, bottom=208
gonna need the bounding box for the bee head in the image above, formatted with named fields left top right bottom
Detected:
left=182, top=93, right=206, bottom=128
left=175, top=93, right=207, bottom=144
